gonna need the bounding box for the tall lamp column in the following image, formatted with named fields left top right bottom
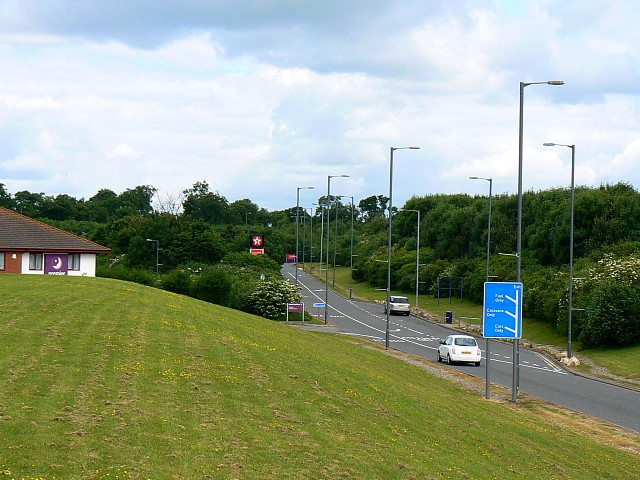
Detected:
left=386, top=146, right=420, bottom=349
left=470, top=176, right=492, bottom=399
left=338, top=196, right=355, bottom=299
left=295, top=186, right=314, bottom=285
left=543, top=142, right=575, bottom=359
left=325, top=175, right=349, bottom=324
left=515, top=79, right=564, bottom=401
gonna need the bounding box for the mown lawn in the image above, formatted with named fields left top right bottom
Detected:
left=0, top=275, right=638, bottom=479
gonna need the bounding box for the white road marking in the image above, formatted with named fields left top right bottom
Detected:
left=286, top=268, right=567, bottom=375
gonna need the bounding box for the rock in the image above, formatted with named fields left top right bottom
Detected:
left=560, top=356, right=581, bottom=367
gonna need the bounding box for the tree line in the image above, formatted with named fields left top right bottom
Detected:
left=2, top=180, right=639, bottom=348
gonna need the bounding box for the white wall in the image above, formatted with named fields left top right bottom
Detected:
left=21, top=252, right=97, bottom=277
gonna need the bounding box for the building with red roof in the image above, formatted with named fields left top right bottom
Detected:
left=0, top=207, right=110, bottom=277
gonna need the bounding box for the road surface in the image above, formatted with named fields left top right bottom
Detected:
left=283, top=263, right=640, bottom=432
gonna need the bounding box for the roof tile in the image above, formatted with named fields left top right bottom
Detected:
left=0, top=207, right=111, bottom=253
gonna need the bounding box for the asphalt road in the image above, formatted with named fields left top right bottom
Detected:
left=283, top=264, right=640, bottom=433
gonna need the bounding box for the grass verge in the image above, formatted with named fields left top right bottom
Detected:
left=0, top=275, right=638, bottom=479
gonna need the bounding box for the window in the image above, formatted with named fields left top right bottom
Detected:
left=29, top=253, right=43, bottom=270
left=0, top=253, right=4, bottom=270
left=68, top=254, right=81, bottom=271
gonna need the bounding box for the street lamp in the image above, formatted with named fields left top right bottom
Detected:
left=338, top=196, right=355, bottom=299
left=313, top=202, right=322, bottom=275
left=399, top=208, right=421, bottom=310
left=544, top=142, right=576, bottom=359
left=470, top=175, right=493, bottom=399
left=515, top=79, right=564, bottom=401
left=332, top=196, right=340, bottom=288
left=146, top=238, right=160, bottom=273
left=295, top=186, right=314, bottom=285
left=325, top=175, right=349, bottom=324
left=306, top=207, right=314, bottom=269
left=386, top=146, right=420, bottom=349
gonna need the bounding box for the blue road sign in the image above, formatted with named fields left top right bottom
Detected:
left=483, top=282, right=523, bottom=339
left=313, top=302, right=326, bottom=308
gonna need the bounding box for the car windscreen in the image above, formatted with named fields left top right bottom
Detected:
left=391, top=297, right=409, bottom=303
left=454, top=338, right=477, bottom=346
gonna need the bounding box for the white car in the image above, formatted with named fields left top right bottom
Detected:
left=437, top=334, right=482, bottom=366
left=384, top=295, right=410, bottom=316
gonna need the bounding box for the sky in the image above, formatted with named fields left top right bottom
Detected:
left=1, top=0, right=640, bottom=211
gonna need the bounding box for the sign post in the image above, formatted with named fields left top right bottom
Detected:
left=312, top=302, right=325, bottom=320
left=286, top=302, right=304, bottom=322
left=483, top=282, right=523, bottom=400
left=483, top=282, right=523, bottom=339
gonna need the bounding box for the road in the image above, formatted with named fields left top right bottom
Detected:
left=283, top=264, right=640, bottom=433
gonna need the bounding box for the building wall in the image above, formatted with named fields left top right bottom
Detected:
left=0, top=251, right=22, bottom=273
left=20, top=252, right=98, bottom=277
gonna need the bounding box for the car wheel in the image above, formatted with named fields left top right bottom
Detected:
left=475, top=361, right=481, bottom=367
left=446, top=354, right=453, bottom=365
left=437, top=350, right=442, bottom=362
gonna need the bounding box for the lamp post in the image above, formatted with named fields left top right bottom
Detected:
left=295, top=186, right=314, bottom=285
left=470, top=175, right=493, bottom=399
left=543, top=142, right=575, bottom=359
left=337, top=195, right=355, bottom=299
left=332, top=196, right=340, bottom=288
left=146, top=238, right=160, bottom=273
left=515, top=79, right=564, bottom=401
left=306, top=207, right=314, bottom=270
left=386, top=146, right=420, bottom=349
left=399, top=209, right=421, bottom=310
left=325, top=175, right=349, bottom=324
left=313, top=202, right=322, bottom=275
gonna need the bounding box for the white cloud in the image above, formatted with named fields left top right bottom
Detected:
left=0, top=1, right=640, bottom=210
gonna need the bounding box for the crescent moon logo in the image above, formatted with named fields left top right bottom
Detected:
left=52, top=257, right=62, bottom=270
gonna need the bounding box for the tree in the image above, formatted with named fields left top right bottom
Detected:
left=358, top=195, right=388, bottom=221
left=118, top=185, right=157, bottom=217
left=0, top=183, right=13, bottom=209
left=40, top=194, right=79, bottom=220
left=182, top=181, right=232, bottom=224
left=84, top=189, right=120, bottom=222
left=229, top=198, right=260, bottom=225
left=163, top=219, right=227, bottom=268
left=13, top=190, right=45, bottom=217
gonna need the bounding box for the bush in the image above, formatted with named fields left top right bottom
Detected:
left=579, top=280, right=640, bottom=347
left=222, top=251, right=280, bottom=272
left=248, top=278, right=302, bottom=320
left=161, top=268, right=193, bottom=295
left=97, top=267, right=156, bottom=286
left=190, top=267, right=232, bottom=306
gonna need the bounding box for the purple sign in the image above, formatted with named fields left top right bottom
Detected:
left=287, top=303, right=304, bottom=313
left=45, top=254, right=68, bottom=275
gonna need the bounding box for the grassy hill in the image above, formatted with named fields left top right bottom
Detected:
left=0, top=275, right=638, bottom=479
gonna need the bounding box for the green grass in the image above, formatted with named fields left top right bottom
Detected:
left=575, top=344, right=640, bottom=381
left=1, top=275, right=639, bottom=479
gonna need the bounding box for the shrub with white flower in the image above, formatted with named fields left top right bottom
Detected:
left=249, top=278, right=302, bottom=320
left=568, top=252, right=640, bottom=347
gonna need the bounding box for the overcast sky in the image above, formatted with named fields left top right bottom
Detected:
left=1, top=0, right=639, bottom=211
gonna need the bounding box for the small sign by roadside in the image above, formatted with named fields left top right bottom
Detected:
left=286, top=302, right=305, bottom=322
